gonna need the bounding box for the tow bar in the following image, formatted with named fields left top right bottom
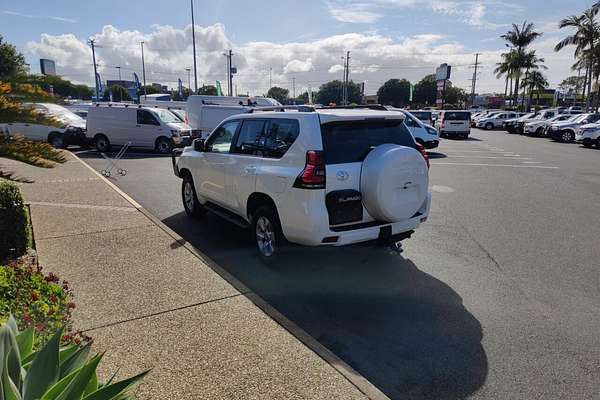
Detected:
left=377, top=227, right=414, bottom=254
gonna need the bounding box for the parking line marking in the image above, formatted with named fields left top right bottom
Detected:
left=522, top=161, right=542, bottom=164
left=448, top=155, right=530, bottom=160
left=431, top=162, right=558, bottom=169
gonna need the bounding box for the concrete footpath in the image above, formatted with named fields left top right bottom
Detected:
left=2, top=153, right=386, bottom=400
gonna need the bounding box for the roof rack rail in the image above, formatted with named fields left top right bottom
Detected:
left=248, top=105, right=315, bottom=113
left=315, top=104, right=388, bottom=111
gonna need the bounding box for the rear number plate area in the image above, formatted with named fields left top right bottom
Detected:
left=326, top=190, right=363, bottom=226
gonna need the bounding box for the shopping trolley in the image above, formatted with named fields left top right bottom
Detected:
left=100, top=142, right=131, bottom=177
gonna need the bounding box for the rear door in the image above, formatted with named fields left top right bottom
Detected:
left=320, top=119, right=417, bottom=224
left=443, top=111, right=471, bottom=132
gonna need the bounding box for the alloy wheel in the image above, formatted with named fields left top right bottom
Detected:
left=255, top=216, right=275, bottom=257
left=183, top=181, right=195, bottom=212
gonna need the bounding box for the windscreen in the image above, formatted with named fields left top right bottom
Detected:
left=444, top=112, right=471, bottom=121
left=42, top=103, right=85, bottom=125
left=153, top=108, right=181, bottom=124
left=412, top=111, right=432, bottom=121
left=320, top=119, right=415, bottom=165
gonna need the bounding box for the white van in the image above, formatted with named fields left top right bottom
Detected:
left=86, top=103, right=192, bottom=153
left=389, top=108, right=440, bottom=149
left=436, top=110, right=472, bottom=138
left=186, top=96, right=281, bottom=138
left=0, top=103, right=87, bottom=148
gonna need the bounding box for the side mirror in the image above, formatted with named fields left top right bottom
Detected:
left=193, top=138, right=205, bottom=152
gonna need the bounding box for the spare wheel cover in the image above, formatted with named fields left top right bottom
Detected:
left=360, top=143, right=428, bottom=222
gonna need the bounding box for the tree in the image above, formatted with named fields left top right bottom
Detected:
left=197, top=85, right=218, bottom=95
left=297, top=90, right=318, bottom=104
left=444, top=85, right=468, bottom=106
left=377, top=79, right=411, bottom=107
left=555, top=9, right=599, bottom=110
left=0, top=35, right=27, bottom=78
left=413, top=74, right=437, bottom=106
left=501, top=21, right=543, bottom=107
left=521, top=70, right=548, bottom=107
left=102, top=85, right=131, bottom=102
left=14, top=75, right=93, bottom=99
left=266, top=86, right=289, bottom=104
left=559, top=75, right=586, bottom=93
left=315, top=80, right=361, bottom=105
left=494, top=50, right=520, bottom=107
left=137, top=85, right=162, bottom=97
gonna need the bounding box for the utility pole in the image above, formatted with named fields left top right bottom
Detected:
left=140, top=42, right=147, bottom=99
left=269, top=67, right=272, bottom=89
left=88, top=39, right=99, bottom=101
left=115, top=66, right=121, bottom=83
left=470, top=53, right=481, bottom=108
left=342, top=51, right=350, bottom=105
left=190, top=0, right=198, bottom=93
left=292, top=77, right=296, bottom=100
left=223, top=50, right=233, bottom=96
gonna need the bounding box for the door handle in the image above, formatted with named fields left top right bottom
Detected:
left=244, top=166, right=257, bottom=175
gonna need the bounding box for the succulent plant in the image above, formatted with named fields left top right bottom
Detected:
left=0, top=315, right=148, bottom=400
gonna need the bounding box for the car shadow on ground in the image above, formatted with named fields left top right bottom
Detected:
left=426, top=152, right=447, bottom=159
left=75, top=148, right=171, bottom=160
left=162, top=211, right=488, bottom=400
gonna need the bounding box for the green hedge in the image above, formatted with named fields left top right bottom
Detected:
left=0, top=180, right=29, bottom=262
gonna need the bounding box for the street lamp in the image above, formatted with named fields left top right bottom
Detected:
left=185, top=68, right=191, bottom=94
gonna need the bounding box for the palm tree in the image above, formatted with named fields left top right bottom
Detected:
left=501, top=21, right=543, bottom=107
left=494, top=51, right=517, bottom=108
left=555, top=9, right=599, bottom=111
left=521, top=70, right=549, bottom=108
left=519, top=50, right=546, bottom=110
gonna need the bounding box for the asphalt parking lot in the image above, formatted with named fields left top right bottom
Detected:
left=77, top=129, right=600, bottom=400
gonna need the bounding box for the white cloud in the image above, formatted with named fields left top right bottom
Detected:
left=327, top=2, right=382, bottom=23
left=2, top=10, right=77, bottom=23
left=23, top=22, right=570, bottom=96
left=328, top=64, right=344, bottom=74
left=284, top=59, right=314, bottom=73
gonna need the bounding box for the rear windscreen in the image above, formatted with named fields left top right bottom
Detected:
left=443, top=112, right=471, bottom=121
left=412, top=112, right=432, bottom=121
left=320, top=120, right=416, bottom=164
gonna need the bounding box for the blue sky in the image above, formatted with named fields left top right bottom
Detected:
left=0, top=0, right=594, bottom=95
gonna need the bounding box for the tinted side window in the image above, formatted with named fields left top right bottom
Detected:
left=403, top=115, right=419, bottom=128
left=137, top=110, right=159, bottom=125
left=232, top=119, right=266, bottom=155
left=262, top=118, right=300, bottom=158
left=321, top=120, right=415, bottom=165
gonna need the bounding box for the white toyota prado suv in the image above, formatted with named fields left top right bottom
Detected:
left=172, top=106, right=431, bottom=257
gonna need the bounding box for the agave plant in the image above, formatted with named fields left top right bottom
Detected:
left=0, top=315, right=148, bottom=400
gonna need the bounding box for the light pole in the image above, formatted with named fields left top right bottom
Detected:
left=115, top=66, right=121, bottom=83
left=185, top=68, right=191, bottom=95
left=88, top=39, right=99, bottom=101
left=190, top=0, right=198, bottom=93
left=140, top=42, right=147, bottom=99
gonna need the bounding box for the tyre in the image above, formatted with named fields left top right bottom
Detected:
left=561, top=130, right=574, bottom=143
left=582, top=138, right=593, bottom=148
left=155, top=137, right=172, bottom=154
left=48, top=132, right=65, bottom=149
left=596, top=138, right=600, bottom=149
left=181, top=173, right=204, bottom=218
left=485, top=122, right=493, bottom=130
left=535, top=127, right=544, bottom=137
left=251, top=206, right=282, bottom=258
left=94, top=134, right=110, bottom=152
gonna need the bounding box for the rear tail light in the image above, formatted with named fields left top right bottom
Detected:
left=416, top=143, right=430, bottom=169
left=293, top=150, right=326, bottom=189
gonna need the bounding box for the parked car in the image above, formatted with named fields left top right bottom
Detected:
left=436, top=110, right=472, bottom=138
left=0, top=103, right=88, bottom=148
left=475, top=112, right=520, bottom=130
left=503, top=112, right=537, bottom=133
left=172, top=107, right=431, bottom=257
left=575, top=124, right=600, bottom=148
left=410, top=110, right=434, bottom=126
left=389, top=108, right=440, bottom=149
left=524, top=113, right=575, bottom=137
left=471, top=110, right=502, bottom=126
left=548, top=113, right=600, bottom=142
left=86, top=103, right=193, bottom=153
left=519, top=109, right=564, bottom=136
